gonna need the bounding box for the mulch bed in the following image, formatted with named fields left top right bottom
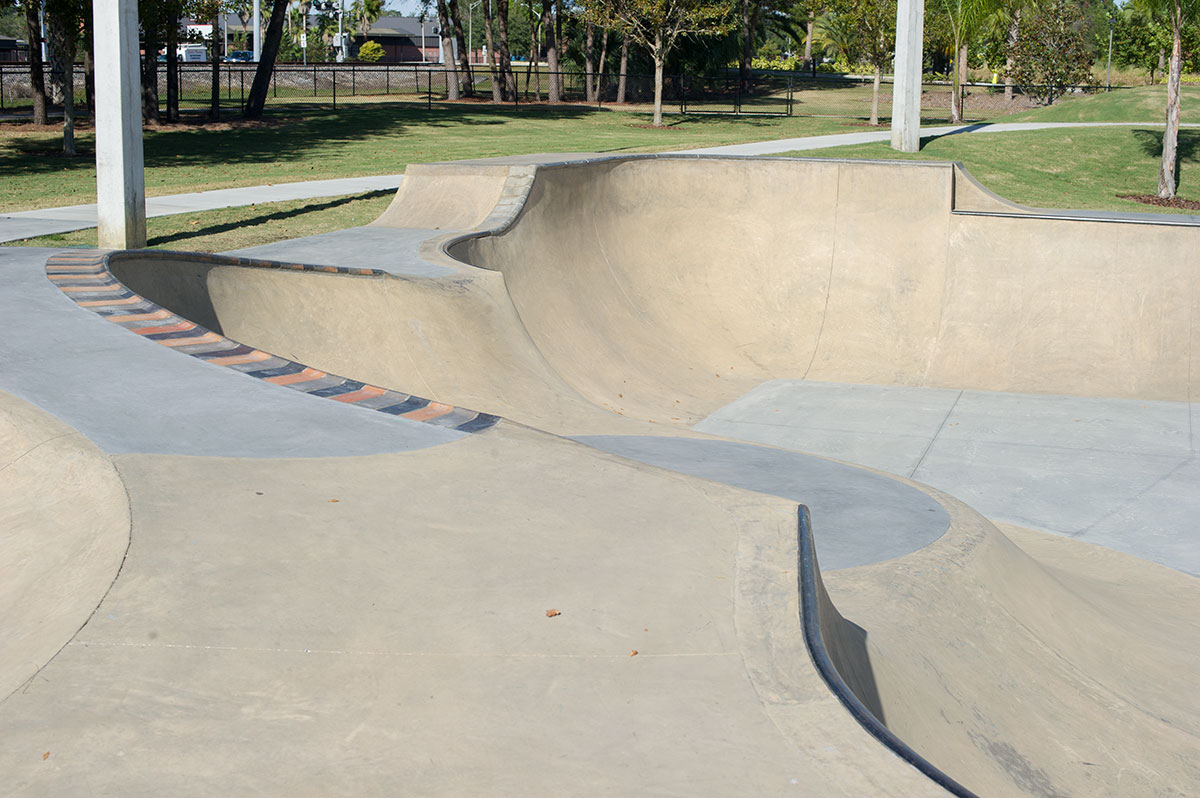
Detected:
left=1118, top=194, right=1200, bottom=211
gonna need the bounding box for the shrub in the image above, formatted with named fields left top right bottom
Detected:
left=357, top=41, right=385, bottom=63
left=1009, top=0, right=1097, bottom=105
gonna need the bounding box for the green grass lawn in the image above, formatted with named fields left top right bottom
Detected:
left=12, top=190, right=394, bottom=252
left=1003, top=84, right=1200, bottom=124
left=0, top=104, right=864, bottom=213
left=788, top=125, right=1200, bottom=213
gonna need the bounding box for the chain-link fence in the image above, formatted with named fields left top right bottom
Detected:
left=1, top=62, right=1123, bottom=123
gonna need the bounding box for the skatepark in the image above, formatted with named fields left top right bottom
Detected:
left=3, top=153, right=1200, bottom=796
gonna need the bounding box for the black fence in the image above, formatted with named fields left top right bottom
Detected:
left=0, top=62, right=1123, bottom=123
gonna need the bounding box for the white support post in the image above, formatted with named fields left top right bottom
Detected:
left=253, top=0, right=262, bottom=61
left=92, top=0, right=146, bottom=249
left=890, top=0, right=925, bottom=153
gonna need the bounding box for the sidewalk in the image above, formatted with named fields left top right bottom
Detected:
left=0, top=174, right=405, bottom=244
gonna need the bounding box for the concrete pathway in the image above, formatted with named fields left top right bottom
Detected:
left=674, top=120, right=1200, bottom=156
left=0, top=174, right=405, bottom=244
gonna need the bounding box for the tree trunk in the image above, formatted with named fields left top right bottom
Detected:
left=483, top=0, right=501, bottom=101
left=435, top=0, right=460, bottom=99
left=740, top=0, right=752, bottom=86
left=584, top=22, right=595, bottom=102
left=541, top=0, right=559, bottom=102
left=46, top=19, right=64, bottom=105
left=950, top=38, right=962, bottom=123
left=167, top=11, right=180, bottom=122
left=210, top=14, right=222, bottom=120
left=596, top=27, right=608, bottom=102
left=1004, top=8, right=1019, bottom=102
left=84, top=46, right=95, bottom=117
left=142, top=18, right=160, bottom=122
left=803, top=16, right=814, bottom=68
left=1158, top=6, right=1184, bottom=199
left=526, top=4, right=538, bottom=101
left=449, top=0, right=473, bottom=97
left=48, top=11, right=76, bottom=155
left=245, top=0, right=288, bottom=119
left=652, top=36, right=664, bottom=127
left=24, top=0, right=47, bottom=125
left=617, top=36, right=628, bottom=103
left=495, top=0, right=515, bottom=99
left=870, top=63, right=881, bottom=125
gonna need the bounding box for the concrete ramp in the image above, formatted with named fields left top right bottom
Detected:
left=452, top=157, right=1200, bottom=424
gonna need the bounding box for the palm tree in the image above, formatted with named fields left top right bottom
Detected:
left=941, top=0, right=993, bottom=122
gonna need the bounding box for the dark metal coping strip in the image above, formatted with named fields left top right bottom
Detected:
left=797, top=506, right=980, bottom=798
left=44, top=249, right=500, bottom=436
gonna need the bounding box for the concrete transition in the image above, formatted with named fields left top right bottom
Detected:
left=2, top=155, right=1198, bottom=797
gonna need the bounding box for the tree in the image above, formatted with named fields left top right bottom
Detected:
left=22, top=0, right=47, bottom=125
left=940, top=0, right=991, bottom=122
left=1008, top=0, right=1095, bottom=106
left=351, top=0, right=383, bottom=36
left=586, top=0, right=735, bottom=127
left=1112, top=9, right=1173, bottom=84
left=1131, top=0, right=1200, bottom=197
left=244, top=0, right=288, bottom=118
left=44, top=0, right=86, bottom=153
left=834, top=0, right=895, bottom=124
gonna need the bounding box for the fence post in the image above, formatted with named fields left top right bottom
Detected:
left=332, top=68, right=337, bottom=109
left=1, top=67, right=5, bottom=111
left=427, top=70, right=432, bottom=110
left=352, top=64, right=356, bottom=96
left=273, top=65, right=277, bottom=98
left=240, top=70, right=245, bottom=113
left=313, top=64, right=317, bottom=97
left=386, top=64, right=390, bottom=95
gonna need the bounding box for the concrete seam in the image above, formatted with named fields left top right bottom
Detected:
left=908, top=389, right=963, bottom=480
left=0, top=430, right=80, bottom=474
left=801, top=165, right=840, bottom=380
left=66, top=640, right=738, bottom=659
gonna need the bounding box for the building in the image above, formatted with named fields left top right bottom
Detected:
left=355, top=16, right=442, bottom=63
left=0, top=35, right=28, bottom=63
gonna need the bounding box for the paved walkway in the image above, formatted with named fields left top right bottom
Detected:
left=0, top=174, right=405, bottom=244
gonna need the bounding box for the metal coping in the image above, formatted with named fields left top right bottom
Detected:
left=797, top=506, right=980, bottom=798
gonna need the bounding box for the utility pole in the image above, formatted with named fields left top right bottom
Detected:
left=253, top=0, right=261, bottom=61
left=92, top=0, right=146, bottom=249
left=1106, top=18, right=1114, bottom=92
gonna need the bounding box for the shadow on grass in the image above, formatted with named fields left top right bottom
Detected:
left=147, top=189, right=392, bottom=248
left=1132, top=128, right=1200, bottom=191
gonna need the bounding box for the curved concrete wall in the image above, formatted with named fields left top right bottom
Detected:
left=0, top=391, right=130, bottom=699
left=454, top=157, right=1200, bottom=420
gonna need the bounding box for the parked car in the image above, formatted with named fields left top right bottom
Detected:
left=224, top=50, right=254, bottom=63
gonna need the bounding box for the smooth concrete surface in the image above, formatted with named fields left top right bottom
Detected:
left=3, top=155, right=1200, bottom=796
left=699, top=380, right=1200, bottom=576
left=0, top=392, right=129, bottom=700
left=575, top=435, right=950, bottom=570
left=0, top=248, right=461, bottom=456
left=227, top=226, right=457, bottom=276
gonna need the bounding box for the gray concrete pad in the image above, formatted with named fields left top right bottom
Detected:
left=226, top=226, right=457, bottom=277
left=575, top=435, right=950, bottom=570
left=698, top=379, right=1200, bottom=576
left=0, top=248, right=461, bottom=457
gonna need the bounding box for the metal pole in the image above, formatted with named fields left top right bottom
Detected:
left=252, top=0, right=261, bottom=61
left=338, top=0, right=346, bottom=62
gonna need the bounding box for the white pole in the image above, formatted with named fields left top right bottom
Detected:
left=338, top=0, right=345, bottom=62
left=252, top=0, right=261, bottom=60
left=92, top=0, right=146, bottom=249
left=890, top=0, right=925, bottom=153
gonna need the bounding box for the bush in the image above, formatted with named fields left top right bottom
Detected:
left=357, top=41, right=385, bottom=63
